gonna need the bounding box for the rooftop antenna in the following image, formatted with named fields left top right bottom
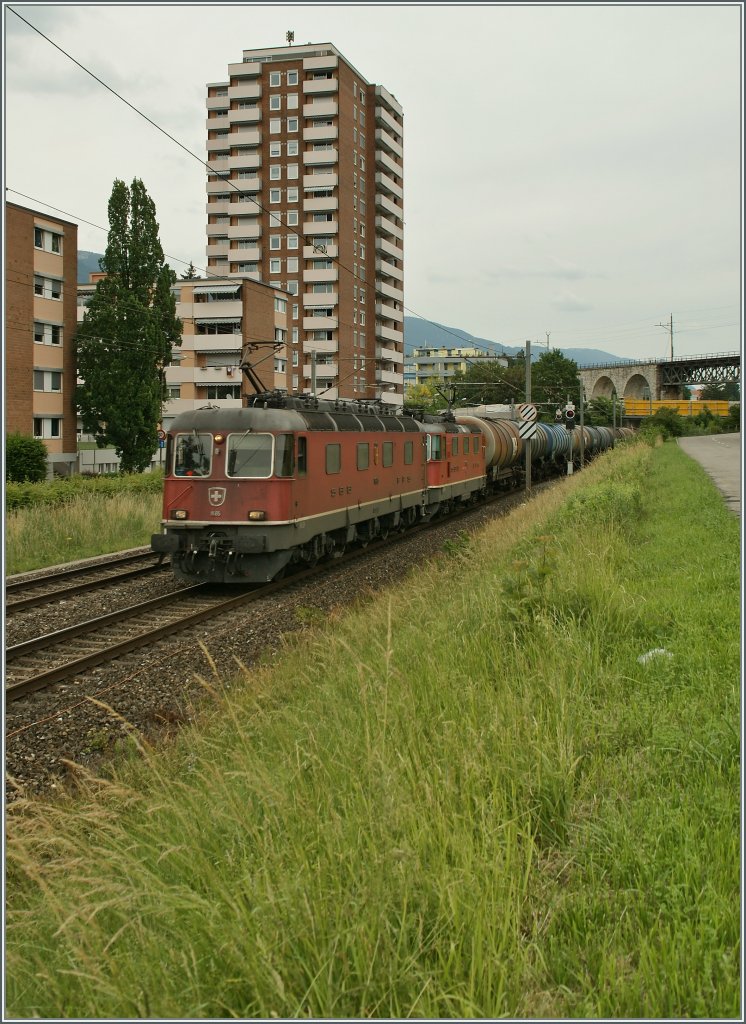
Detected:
left=286, top=30, right=294, bottom=45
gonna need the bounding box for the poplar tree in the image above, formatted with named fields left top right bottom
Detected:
left=76, top=179, right=182, bottom=473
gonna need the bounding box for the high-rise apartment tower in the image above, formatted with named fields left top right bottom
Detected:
left=205, top=41, right=404, bottom=405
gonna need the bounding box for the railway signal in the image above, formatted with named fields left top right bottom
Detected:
left=564, top=404, right=576, bottom=428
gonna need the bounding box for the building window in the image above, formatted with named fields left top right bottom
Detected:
left=292, top=350, right=299, bottom=366
left=292, top=327, right=299, bottom=344
left=33, top=370, right=62, bottom=392
left=287, top=117, right=299, bottom=132
left=287, top=187, right=299, bottom=203
left=269, top=95, right=281, bottom=111
left=33, top=416, right=61, bottom=439
left=270, top=118, right=281, bottom=133
left=287, top=140, right=299, bottom=156
left=287, top=257, right=299, bottom=273
left=204, top=384, right=241, bottom=400
left=270, top=258, right=281, bottom=273
left=167, top=385, right=181, bottom=399
left=270, top=165, right=281, bottom=180
left=360, top=244, right=365, bottom=261
left=287, top=70, right=298, bottom=85
left=270, top=188, right=281, bottom=203
left=269, top=212, right=283, bottom=229
left=287, top=235, right=299, bottom=249
left=34, top=322, right=63, bottom=346
left=275, top=327, right=286, bottom=343
left=287, top=281, right=299, bottom=295
left=34, top=275, right=62, bottom=299
left=270, top=141, right=281, bottom=157
left=287, top=94, right=298, bottom=109
left=34, top=227, right=62, bottom=254
left=293, top=304, right=299, bottom=320
left=312, top=282, right=333, bottom=294
left=287, top=210, right=299, bottom=226
left=269, top=71, right=281, bottom=87
left=287, top=164, right=299, bottom=179
left=274, top=297, right=287, bottom=312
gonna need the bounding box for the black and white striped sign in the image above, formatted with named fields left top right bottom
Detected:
left=518, top=420, right=538, bottom=440
left=517, top=403, right=537, bottom=421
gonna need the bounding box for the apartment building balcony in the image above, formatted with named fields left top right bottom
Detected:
left=230, top=175, right=261, bottom=193
left=375, top=258, right=404, bottom=284
left=228, top=244, right=261, bottom=261
left=303, top=219, right=338, bottom=235
left=375, top=171, right=403, bottom=201
left=207, top=178, right=234, bottom=195
left=303, top=195, right=338, bottom=214
left=304, top=360, right=338, bottom=377
left=375, top=279, right=404, bottom=303
left=303, top=315, right=337, bottom=330
left=375, top=323, right=403, bottom=345
left=375, top=368, right=401, bottom=386
left=375, top=301, right=404, bottom=324
left=230, top=128, right=261, bottom=147
left=303, top=172, right=338, bottom=191
left=303, top=291, right=339, bottom=307
left=304, top=267, right=338, bottom=284
left=375, top=84, right=403, bottom=118
left=228, top=152, right=261, bottom=171
left=228, top=82, right=262, bottom=102
left=375, top=215, right=403, bottom=242
left=189, top=330, right=244, bottom=349
left=304, top=124, right=338, bottom=143
left=205, top=199, right=231, bottom=216
left=206, top=240, right=230, bottom=258
left=207, top=219, right=230, bottom=236
left=208, top=156, right=231, bottom=174
left=376, top=345, right=404, bottom=365
left=229, top=106, right=261, bottom=124
left=374, top=105, right=402, bottom=138
left=304, top=243, right=338, bottom=259
left=206, top=114, right=230, bottom=131
left=303, top=148, right=338, bottom=167
left=374, top=192, right=403, bottom=222
left=303, top=53, right=339, bottom=72
left=376, top=236, right=404, bottom=262
left=227, top=60, right=261, bottom=77
left=375, top=149, right=402, bottom=179
left=374, top=127, right=403, bottom=160
left=303, top=77, right=339, bottom=95
left=229, top=196, right=262, bottom=215
left=227, top=61, right=261, bottom=77
left=206, top=93, right=229, bottom=111
left=228, top=223, right=261, bottom=240
left=303, top=99, right=338, bottom=119
left=302, top=337, right=337, bottom=354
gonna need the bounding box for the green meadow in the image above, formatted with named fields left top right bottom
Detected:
left=5, top=440, right=740, bottom=1018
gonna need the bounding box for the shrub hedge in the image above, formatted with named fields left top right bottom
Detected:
left=6, top=471, right=163, bottom=512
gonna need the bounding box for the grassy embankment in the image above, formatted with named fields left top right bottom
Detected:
left=5, top=441, right=740, bottom=1018
left=5, top=473, right=163, bottom=574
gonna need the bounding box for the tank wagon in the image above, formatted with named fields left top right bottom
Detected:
left=152, top=393, right=633, bottom=584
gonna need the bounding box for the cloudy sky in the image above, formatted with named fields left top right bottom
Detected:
left=4, top=2, right=742, bottom=360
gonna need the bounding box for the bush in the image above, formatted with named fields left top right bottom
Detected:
left=5, top=434, right=48, bottom=483
left=6, top=470, right=163, bottom=512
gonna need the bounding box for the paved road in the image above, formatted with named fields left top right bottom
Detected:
left=677, top=433, right=741, bottom=517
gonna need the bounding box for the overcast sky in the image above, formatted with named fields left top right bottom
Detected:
left=4, top=2, right=742, bottom=360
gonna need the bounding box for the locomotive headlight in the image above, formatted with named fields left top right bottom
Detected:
left=247, top=510, right=266, bottom=521
left=214, top=432, right=226, bottom=444
left=170, top=509, right=188, bottom=520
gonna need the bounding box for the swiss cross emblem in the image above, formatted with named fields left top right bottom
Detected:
left=208, top=487, right=226, bottom=507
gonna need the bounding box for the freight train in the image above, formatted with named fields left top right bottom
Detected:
left=151, top=393, right=633, bottom=584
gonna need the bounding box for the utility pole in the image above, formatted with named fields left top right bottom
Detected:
left=525, top=339, right=532, bottom=495
left=311, top=350, right=317, bottom=396
left=656, top=314, right=674, bottom=361
left=545, top=331, right=551, bottom=352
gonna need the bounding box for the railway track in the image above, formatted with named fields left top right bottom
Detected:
left=5, top=551, right=170, bottom=613
left=5, top=486, right=537, bottom=706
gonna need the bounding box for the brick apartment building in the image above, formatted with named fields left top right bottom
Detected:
left=5, top=202, right=79, bottom=476
left=206, top=41, right=404, bottom=405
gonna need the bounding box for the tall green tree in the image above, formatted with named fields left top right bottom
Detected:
left=699, top=381, right=740, bottom=402
left=531, top=350, right=582, bottom=415
left=449, top=358, right=525, bottom=406
left=76, top=179, right=182, bottom=473
left=180, top=261, right=200, bottom=280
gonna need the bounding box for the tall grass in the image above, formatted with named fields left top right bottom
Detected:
left=5, top=441, right=740, bottom=1018
left=5, top=491, right=163, bottom=573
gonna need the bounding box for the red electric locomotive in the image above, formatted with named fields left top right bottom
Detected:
left=151, top=394, right=486, bottom=584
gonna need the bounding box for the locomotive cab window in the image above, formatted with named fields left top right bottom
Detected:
left=174, top=433, right=213, bottom=476
left=226, top=432, right=273, bottom=478
left=274, top=434, right=295, bottom=477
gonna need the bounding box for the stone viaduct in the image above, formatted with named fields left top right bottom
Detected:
left=577, top=353, right=740, bottom=402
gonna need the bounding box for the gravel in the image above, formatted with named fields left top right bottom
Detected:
left=5, top=487, right=547, bottom=804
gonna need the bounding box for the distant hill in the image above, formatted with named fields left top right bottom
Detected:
left=78, top=251, right=103, bottom=283
left=403, top=316, right=621, bottom=365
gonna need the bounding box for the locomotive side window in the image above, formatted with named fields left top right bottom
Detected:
left=451, top=436, right=458, bottom=456
left=174, top=433, right=212, bottom=476
left=382, top=441, right=393, bottom=467
left=275, top=434, right=295, bottom=477
left=226, top=433, right=273, bottom=478
left=429, top=435, right=443, bottom=461
left=326, top=443, right=341, bottom=474
left=473, top=435, right=481, bottom=453
left=404, top=440, right=413, bottom=465
left=297, top=436, right=308, bottom=476
left=357, top=443, right=369, bottom=470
